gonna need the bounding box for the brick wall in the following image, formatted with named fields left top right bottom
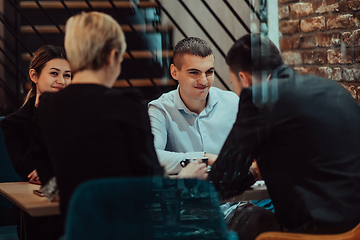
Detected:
left=278, top=0, right=360, bottom=103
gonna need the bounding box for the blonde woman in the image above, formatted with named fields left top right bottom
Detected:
left=36, top=12, right=163, bottom=223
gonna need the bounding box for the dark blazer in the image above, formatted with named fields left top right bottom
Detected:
left=1, top=97, right=40, bottom=181
left=36, top=84, right=163, bottom=218
left=209, top=66, right=360, bottom=233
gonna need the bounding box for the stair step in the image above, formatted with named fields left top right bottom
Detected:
left=21, top=25, right=172, bottom=34
left=20, top=1, right=158, bottom=9
left=22, top=50, right=173, bottom=61
left=114, top=78, right=176, bottom=88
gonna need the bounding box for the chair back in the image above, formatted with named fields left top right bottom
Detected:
left=255, top=222, right=360, bottom=240
left=0, top=116, right=22, bottom=226
left=63, top=176, right=238, bottom=240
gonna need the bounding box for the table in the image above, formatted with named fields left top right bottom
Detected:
left=0, top=180, right=269, bottom=218
left=0, top=182, right=60, bottom=217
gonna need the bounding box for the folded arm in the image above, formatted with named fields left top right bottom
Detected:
left=148, top=106, right=204, bottom=174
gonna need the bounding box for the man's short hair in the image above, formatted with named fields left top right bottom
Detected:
left=173, top=37, right=213, bottom=69
left=226, top=34, right=283, bottom=78
left=65, top=11, right=126, bottom=74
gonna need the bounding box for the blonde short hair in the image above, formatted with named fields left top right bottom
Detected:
left=64, top=11, right=126, bottom=73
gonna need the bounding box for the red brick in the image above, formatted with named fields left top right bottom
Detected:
left=343, top=68, right=360, bottom=81
left=290, top=2, right=313, bottom=18
left=282, top=51, right=302, bottom=65
left=279, top=20, right=300, bottom=35
left=327, top=49, right=353, bottom=64
left=279, top=0, right=299, bottom=4
left=356, top=49, right=360, bottom=62
left=293, top=35, right=316, bottom=49
left=341, top=84, right=358, bottom=99
left=279, top=6, right=290, bottom=19
left=342, top=29, right=360, bottom=47
left=300, top=17, right=325, bottom=32
left=294, top=67, right=317, bottom=75
left=327, top=14, right=356, bottom=30
left=302, top=50, right=327, bottom=64
left=339, top=0, right=360, bottom=11
left=316, top=33, right=341, bottom=47
left=280, top=36, right=293, bottom=51
left=317, top=67, right=342, bottom=81
left=314, top=0, right=339, bottom=14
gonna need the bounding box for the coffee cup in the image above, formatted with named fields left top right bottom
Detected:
left=180, top=157, right=208, bottom=168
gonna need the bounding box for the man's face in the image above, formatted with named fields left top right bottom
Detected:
left=171, top=54, right=215, bottom=103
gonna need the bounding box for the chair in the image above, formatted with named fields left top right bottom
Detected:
left=255, top=222, right=360, bottom=240
left=0, top=116, right=22, bottom=238
left=63, top=176, right=238, bottom=240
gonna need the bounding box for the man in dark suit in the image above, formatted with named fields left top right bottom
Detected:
left=208, top=34, right=360, bottom=234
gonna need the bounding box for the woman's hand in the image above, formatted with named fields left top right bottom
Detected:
left=178, top=160, right=208, bottom=180
left=28, top=169, right=41, bottom=185
left=204, top=153, right=218, bottom=166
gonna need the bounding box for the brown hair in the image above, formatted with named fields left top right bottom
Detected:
left=226, top=34, right=283, bottom=79
left=24, top=45, right=67, bottom=105
left=173, top=37, right=213, bottom=69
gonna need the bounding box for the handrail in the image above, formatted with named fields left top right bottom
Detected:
left=60, top=0, right=74, bottom=16
left=243, top=0, right=261, bottom=21
left=0, top=76, right=21, bottom=108
left=34, top=0, right=65, bottom=36
left=222, top=0, right=250, bottom=33
left=6, top=0, right=47, bottom=46
left=178, top=0, right=230, bottom=91
left=107, top=0, right=162, bottom=92
left=84, top=0, right=95, bottom=11
left=0, top=14, right=34, bottom=58
left=0, top=47, right=28, bottom=83
left=154, top=0, right=188, bottom=38
left=200, top=0, right=236, bottom=43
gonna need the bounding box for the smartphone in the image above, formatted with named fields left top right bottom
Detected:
left=33, top=189, right=45, bottom=197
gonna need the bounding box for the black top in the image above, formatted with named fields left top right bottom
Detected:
left=36, top=84, right=163, bottom=217
left=1, top=97, right=39, bottom=181
left=208, top=66, right=360, bottom=233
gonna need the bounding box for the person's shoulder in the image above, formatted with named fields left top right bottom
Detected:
left=1, top=96, right=36, bottom=126
left=103, top=88, right=146, bottom=107
left=148, top=89, right=177, bottom=108
left=210, top=87, right=239, bottom=103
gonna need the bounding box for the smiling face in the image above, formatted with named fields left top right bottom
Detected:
left=30, top=58, right=71, bottom=95
left=171, top=54, right=214, bottom=106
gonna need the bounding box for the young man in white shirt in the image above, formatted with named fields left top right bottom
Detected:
left=148, top=37, right=239, bottom=174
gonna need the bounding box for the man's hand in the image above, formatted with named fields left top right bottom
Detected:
left=178, top=160, right=208, bottom=180
left=204, top=153, right=218, bottom=166
left=249, top=161, right=262, bottom=181
left=28, top=169, right=41, bottom=185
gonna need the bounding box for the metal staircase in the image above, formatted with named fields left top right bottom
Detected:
left=0, top=0, right=176, bottom=114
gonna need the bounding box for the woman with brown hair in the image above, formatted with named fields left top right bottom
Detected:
left=0, top=45, right=71, bottom=240
left=1, top=45, right=71, bottom=183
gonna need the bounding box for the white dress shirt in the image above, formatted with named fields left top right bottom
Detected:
left=148, top=87, right=239, bottom=174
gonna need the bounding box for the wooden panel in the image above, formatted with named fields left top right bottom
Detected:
left=22, top=50, right=173, bottom=61
left=20, top=1, right=158, bottom=9
left=21, top=25, right=172, bottom=34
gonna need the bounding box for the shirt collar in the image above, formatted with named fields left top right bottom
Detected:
left=174, top=86, right=218, bottom=115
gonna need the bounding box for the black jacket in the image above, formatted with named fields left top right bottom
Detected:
left=1, top=97, right=42, bottom=181
left=209, top=65, right=360, bottom=233
left=36, top=84, right=163, bottom=218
